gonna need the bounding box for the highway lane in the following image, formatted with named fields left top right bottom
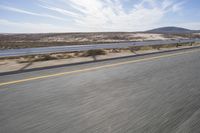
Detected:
left=1, top=46, right=200, bottom=83
left=0, top=38, right=199, bottom=58
left=1, top=48, right=200, bottom=133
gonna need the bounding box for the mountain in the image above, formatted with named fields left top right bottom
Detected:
left=147, top=26, right=199, bottom=34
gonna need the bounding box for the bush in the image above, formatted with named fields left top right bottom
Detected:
left=83, top=49, right=106, bottom=57
left=129, top=46, right=141, bottom=52
left=34, top=55, right=58, bottom=61
left=111, top=49, right=121, bottom=53
left=17, top=55, right=58, bottom=63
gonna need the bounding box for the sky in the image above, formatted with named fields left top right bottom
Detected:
left=0, top=0, right=200, bottom=33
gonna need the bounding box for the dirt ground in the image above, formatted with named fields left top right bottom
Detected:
left=0, top=33, right=188, bottom=49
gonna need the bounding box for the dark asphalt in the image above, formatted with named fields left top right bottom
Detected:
left=1, top=48, right=200, bottom=133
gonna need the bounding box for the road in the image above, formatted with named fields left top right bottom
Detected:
left=1, top=48, right=200, bottom=133
left=0, top=38, right=199, bottom=58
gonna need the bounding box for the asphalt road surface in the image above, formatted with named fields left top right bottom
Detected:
left=1, top=48, right=200, bottom=133
left=0, top=38, right=199, bottom=58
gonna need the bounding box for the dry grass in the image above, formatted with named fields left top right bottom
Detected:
left=129, top=46, right=154, bottom=52
left=17, top=55, right=56, bottom=63
left=11, top=42, right=197, bottom=63
left=0, top=32, right=184, bottom=50
left=15, top=50, right=106, bottom=63
left=16, top=53, right=73, bottom=63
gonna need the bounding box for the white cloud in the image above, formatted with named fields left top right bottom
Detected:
left=0, top=5, right=67, bottom=21
left=39, top=5, right=81, bottom=18
left=0, top=19, right=76, bottom=33
left=0, top=0, right=185, bottom=32
left=38, top=0, right=184, bottom=32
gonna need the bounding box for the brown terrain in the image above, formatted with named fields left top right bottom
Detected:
left=0, top=32, right=198, bottom=50
left=0, top=30, right=200, bottom=73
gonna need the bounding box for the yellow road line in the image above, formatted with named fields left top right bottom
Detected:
left=0, top=49, right=200, bottom=87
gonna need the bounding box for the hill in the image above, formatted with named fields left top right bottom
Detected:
left=147, top=26, right=199, bottom=34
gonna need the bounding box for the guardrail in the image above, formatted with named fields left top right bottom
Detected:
left=0, top=39, right=200, bottom=58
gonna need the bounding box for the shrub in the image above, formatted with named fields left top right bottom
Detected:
left=129, top=46, right=141, bottom=52
left=83, top=49, right=106, bottom=57
left=17, top=55, right=58, bottom=63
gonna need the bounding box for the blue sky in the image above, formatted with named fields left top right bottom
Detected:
left=0, top=0, right=200, bottom=33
